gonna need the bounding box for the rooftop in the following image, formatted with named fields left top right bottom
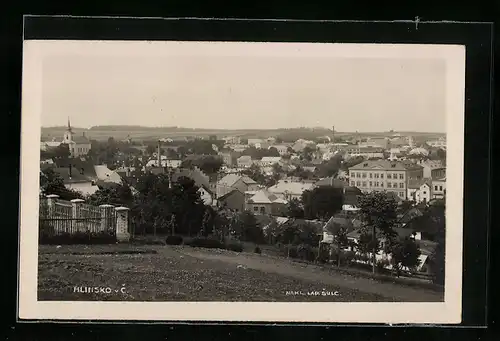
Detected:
left=348, top=159, right=423, bottom=171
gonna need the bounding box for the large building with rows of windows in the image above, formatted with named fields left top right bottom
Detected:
left=348, top=160, right=424, bottom=200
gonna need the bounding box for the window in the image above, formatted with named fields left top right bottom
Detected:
left=393, top=173, right=398, bottom=179
left=399, top=183, right=404, bottom=189
left=400, top=192, right=405, bottom=197
left=393, top=182, right=398, bottom=188
left=380, top=182, right=384, bottom=187
left=399, top=174, right=404, bottom=179
left=369, top=173, right=373, bottom=178
left=260, top=207, right=266, bottom=214
left=434, top=185, right=438, bottom=191
left=351, top=181, right=355, bottom=186
left=440, top=186, right=443, bottom=191
left=387, top=174, right=392, bottom=179
left=253, top=207, right=258, bottom=212
left=362, top=173, right=367, bottom=178
left=374, top=173, right=379, bottom=179
left=380, top=173, right=384, bottom=179
left=356, top=181, right=361, bottom=186
left=369, top=181, right=372, bottom=186
left=423, top=191, right=426, bottom=195
left=387, top=182, right=392, bottom=188
left=362, top=181, right=367, bottom=187
left=374, top=181, right=379, bottom=187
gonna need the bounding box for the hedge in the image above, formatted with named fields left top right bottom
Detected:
left=165, top=235, right=184, bottom=245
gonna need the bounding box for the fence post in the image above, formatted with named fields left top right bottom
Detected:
left=115, top=207, right=130, bottom=243
left=46, top=194, right=59, bottom=217
left=71, top=199, right=85, bottom=232
left=99, top=204, right=115, bottom=232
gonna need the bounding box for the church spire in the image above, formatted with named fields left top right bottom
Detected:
left=67, top=117, right=72, bottom=131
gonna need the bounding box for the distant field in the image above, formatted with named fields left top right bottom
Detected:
left=41, top=126, right=445, bottom=142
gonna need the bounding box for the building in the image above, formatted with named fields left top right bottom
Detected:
left=408, top=147, right=430, bottom=157
left=345, top=146, right=384, bottom=159
left=40, top=140, right=62, bottom=151
left=245, top=189, right=288, bottom=215
left=259, top=156, right=282, bottom=167
left=62, top=118, right=92, bottom=157
left=431, top=177, right=446, bottom=199
left=272, top=144, right=291, bottom=156
left=217, top=189, right=246, bottom=212
left=145, top=158, right=182, bottom=169
left=254, top=142, right=270, bottom=150
left=237, top=155, right=254, bottom=168
left=348, top=159, right=424, bottom=200
left=248, top=138, right=264, bottom=146
left=216, top=174, right=259, bottom=198
left=227, top=144, right=249, bottom=152
left=218, top=151, right=239, bottom=166
left=407, top=179, right=433, bottom=203
left=426, top=137, right=446, bottom=148
left=416, top=159, right=445, bottom=178
left=267, top=179, right=315, bottom=200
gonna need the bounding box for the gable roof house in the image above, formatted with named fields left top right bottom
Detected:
left=267, top=179, right=315, bottom=200
left=246, top=189, right=288, bottom=216
left=216, top=174, right=259, bottom=199
left=171, top=167, right=214, bottom=205
left=217, top=189, right=246, bottom=212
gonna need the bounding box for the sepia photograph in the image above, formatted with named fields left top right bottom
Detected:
left=19, top=38, right=465, bottom=323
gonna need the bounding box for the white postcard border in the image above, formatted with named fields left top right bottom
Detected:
left=19, top=41, right=465, bottom=323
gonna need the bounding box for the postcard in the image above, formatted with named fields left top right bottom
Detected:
left=19, top=39, right=465, bottom=323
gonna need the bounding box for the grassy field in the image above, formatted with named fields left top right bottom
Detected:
left=38, top=244, right=444, bottom=302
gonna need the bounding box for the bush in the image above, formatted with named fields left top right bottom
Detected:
left=254, top=246, right=262, bottom=254
left=297, top=244, right=316, bottom=262
left=342, top=250, right=356, bottom=265
left=225, top=241, right=244, bottom=252
left=39, top=230, right=116, bottom=245
left=165, top=235, right=184, bottom=245
left=317, top=246, right=330, bottom=263
left=188, top=237, right=224, bottom=249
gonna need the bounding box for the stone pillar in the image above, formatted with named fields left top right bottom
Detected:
left=99, top=204, right=115, bottom=232
left=115, top=207, right=130, bottom=243
left=45, top=194, right=59, bottom=217
left=71, top=199, right=85, bottom=232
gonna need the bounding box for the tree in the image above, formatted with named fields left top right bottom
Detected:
left=87, top=183, right=134, bottom=207
left=264, top=217, right=280, bottom=244
left=237, top=211, right=265, bottom=244
left=39, top=168, right=84, bottom=201
left=358, top=191, right=399, bottom=273
left=184, top=155, right=223, bottom=175
left=341, top=156, right=365, bottom=171
left=302, top=186, right=344, bottom=220
left=315, top=154, right=343, bottom=178
left=327, top=221, right=350, bottom=267
left=286, top=198, right=305, bottom=218
left=171, top=176, right=204, bottom=236
left=391, top=237, right=421, bottom=275
left=145, top=145, right=156, bottom=156
left=301, top=146, right=315, bottom=162
left=40, top=143, right=70, bottom=161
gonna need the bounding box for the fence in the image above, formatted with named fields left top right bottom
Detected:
left=39, top=194, right=130, bottom=242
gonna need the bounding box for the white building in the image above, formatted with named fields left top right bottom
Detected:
left=259, top=156, right=282, bottom=167
left=267, top=179, right=315, bottom=200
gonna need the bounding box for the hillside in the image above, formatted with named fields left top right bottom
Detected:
left=41, top=125, right=445, bottom=142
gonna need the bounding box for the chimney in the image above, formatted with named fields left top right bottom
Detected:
left=68, top=164, right=72, bottom=179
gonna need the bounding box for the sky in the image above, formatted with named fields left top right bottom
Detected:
left=40, top=42, right=447, bottom=132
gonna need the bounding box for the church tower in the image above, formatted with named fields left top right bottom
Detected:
left=63, top=117, right=73, bottom=143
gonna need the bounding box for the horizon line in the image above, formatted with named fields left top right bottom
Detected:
left=40, top=125, right=446, bottom=134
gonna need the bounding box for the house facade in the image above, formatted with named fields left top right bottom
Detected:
left=431, top=177, right=446, bottom=199
left=267, top=179, right=315, bottom=200
left=237, top=155, right=253, bottom=168
left=348, top=160, right=424, bottom=200
left=345, top=146, right=384, bottom=159
left=245, top=190, right=288, bottom=215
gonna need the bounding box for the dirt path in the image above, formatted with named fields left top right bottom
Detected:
left=177, top=248, right=443, bottom=302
